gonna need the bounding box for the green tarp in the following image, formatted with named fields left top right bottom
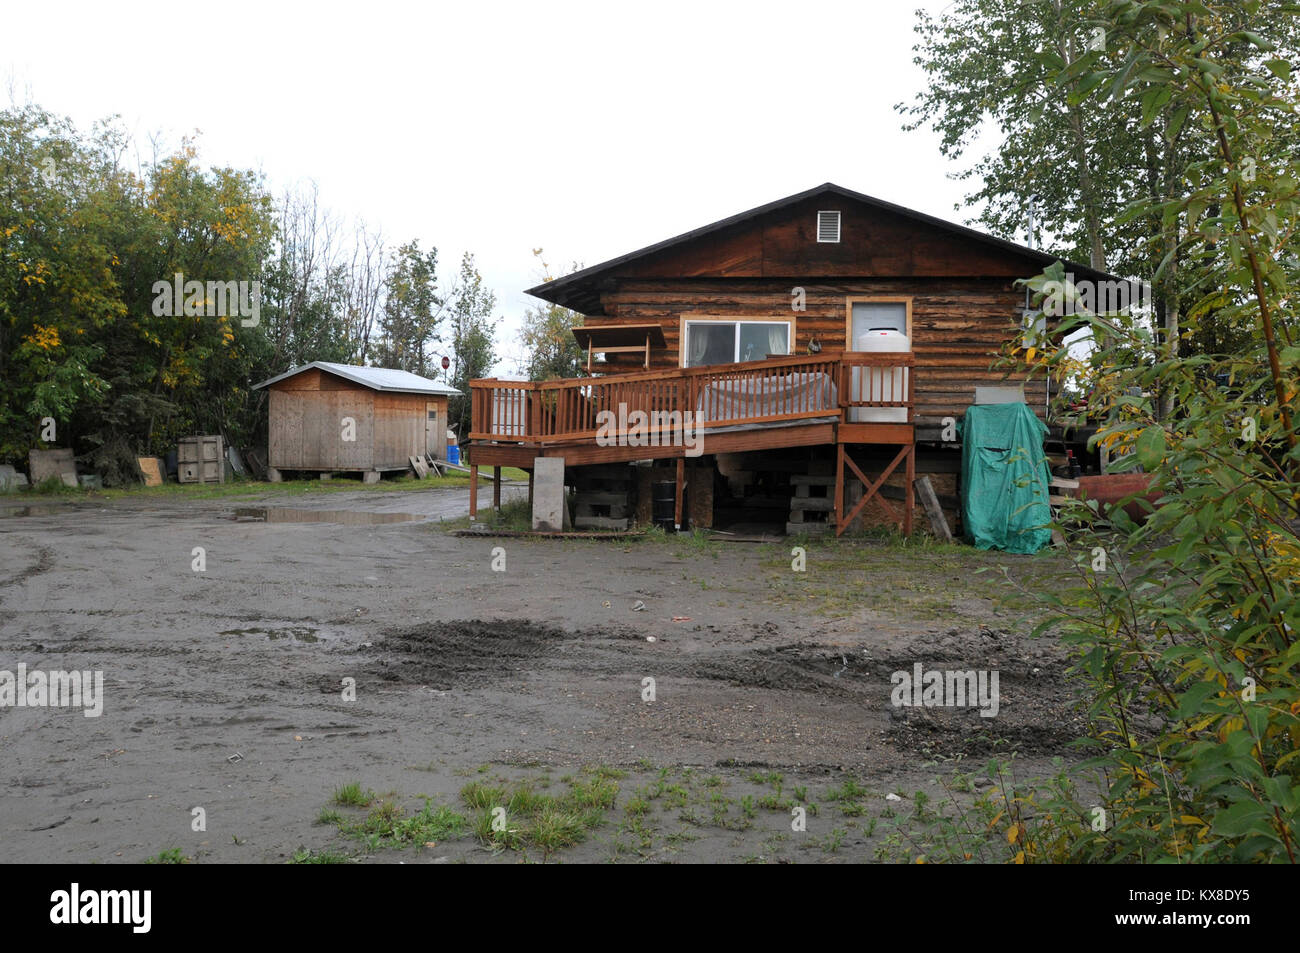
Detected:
left=959, top=402, right=1052, bottom=554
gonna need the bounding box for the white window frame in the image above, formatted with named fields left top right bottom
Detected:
left=679, top=316, right=794, bottom=367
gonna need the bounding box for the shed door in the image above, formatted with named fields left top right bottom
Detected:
left=425, top=403, right=442, bottom=458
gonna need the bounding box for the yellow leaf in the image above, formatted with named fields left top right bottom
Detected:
left=1007, top=825, right=1020, bottom=845
left=1012, top=850, right=1025, bottom=865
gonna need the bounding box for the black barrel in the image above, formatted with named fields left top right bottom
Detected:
left=652, top=481, right=677, bottom=531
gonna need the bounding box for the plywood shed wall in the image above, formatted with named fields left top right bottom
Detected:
left=267, top=368, right=447, bottom=471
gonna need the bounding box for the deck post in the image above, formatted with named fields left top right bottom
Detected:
left=469, top=464, right=478, bottom=520
left=904, top=445, right=915, bottom=536
left=528, top=469, right=534, bottom=509
left=493, top=466, right=502, bottom=512
left=834, top=445, right=845, bottom=535
left=675, top=456, right=685, bottom=530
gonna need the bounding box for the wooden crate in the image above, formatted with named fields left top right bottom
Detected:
left=178, top=435, right=225, bottom=484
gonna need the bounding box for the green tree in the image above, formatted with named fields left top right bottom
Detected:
left=900, top=0, right=1300, bottom=410
left=519, top=249, right=583, bottom=381
left=1, top=108, right=276, bottom=478
left=0, top=105, right=119, bottom=461
left=373, top=240, right=443, bottom=376
left=1002, top=0, right=1299, bottom=863
left=446, top=252, right=499, bottom=440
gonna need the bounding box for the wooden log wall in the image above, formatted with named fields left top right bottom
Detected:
left=584, top=277, right=1045, bottom=427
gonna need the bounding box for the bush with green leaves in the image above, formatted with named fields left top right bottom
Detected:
left=995, top=0, right=1300, bottom=863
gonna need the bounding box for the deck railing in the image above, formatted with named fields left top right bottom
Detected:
left=469, top=352, right=913, bottom=445
left=839, top=352, right=915, bottom=420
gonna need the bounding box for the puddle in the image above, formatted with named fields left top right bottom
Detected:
left=0, top=504, right=74, bottom=518
left=219, top=626, right=321, bottom=643
left=230, top=507, right=423, bottom=525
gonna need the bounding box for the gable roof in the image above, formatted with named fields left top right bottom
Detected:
left=527, top=182, right=1120, bottom=313
left=252, top=361, right=460, bottom=395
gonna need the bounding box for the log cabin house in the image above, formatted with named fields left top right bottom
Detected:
left=467, top=183, right=1116, bottom=535
left=254, top=362, right=458, bottom=482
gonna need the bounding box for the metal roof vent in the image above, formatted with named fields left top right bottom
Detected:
left=817, top=210, right=841, bottom=243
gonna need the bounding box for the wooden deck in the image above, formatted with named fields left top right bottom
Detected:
left=466, top=352, right=916, bottom=535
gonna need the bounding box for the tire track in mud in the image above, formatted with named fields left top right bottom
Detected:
left=356, top=618, right=1088, bottom=757
left=0, top=542, right=54, bottom=592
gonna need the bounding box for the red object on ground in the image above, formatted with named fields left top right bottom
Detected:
left=1071, top=473, right=1162, bottom=521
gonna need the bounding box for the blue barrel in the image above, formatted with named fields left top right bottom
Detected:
left=447, top=445, right=460, bottom=466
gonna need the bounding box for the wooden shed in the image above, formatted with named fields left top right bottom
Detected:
left=253, top=362, right=460, bottom=482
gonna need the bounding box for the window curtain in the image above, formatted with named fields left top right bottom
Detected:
left=689, top=324, right=709, bottom=366
left=769, top=324, right=787, bottom=356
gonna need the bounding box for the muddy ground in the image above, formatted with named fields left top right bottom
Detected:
left=0, top=484, right=1088, bottom=863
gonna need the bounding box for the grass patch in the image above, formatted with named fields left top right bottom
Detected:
left=144, top=847, right=191, bottom=864
left=459, top=772, right=621, bottom=855
left=757, top=536, right=1067, bottom=622
left=440, top=496, right=533, bottom=533
left=325, top=795, right=470, bottom=851
left=40, top=467, right=532, bottom=504
left=289, top=848, right=352, bottom=864
left=331, top=782, right=376, bottom=807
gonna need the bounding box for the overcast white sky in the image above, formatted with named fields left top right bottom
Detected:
left=3, top=0, right=999, bottom=375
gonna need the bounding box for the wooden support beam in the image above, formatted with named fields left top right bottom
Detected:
left=834, top=445, right=845, bottom=531
left=904, top=445, right=915, bottom=536
left=674, top=457, right=685, bottom=530
left=837, top=444, right=911, bottom=536
left=493, top=466, right=501, bottom=511
left=528, top=469, right=534, bottom=509
left=914, top=474, right=951, bottom=541
left=468, top=464, right=478, bottom=519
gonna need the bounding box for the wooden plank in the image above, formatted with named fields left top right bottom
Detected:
left=914, top=475, right=953, bottom=541
left=837, top=423, right=914, bottom=444
left=137, top=457, right=164, bottom=487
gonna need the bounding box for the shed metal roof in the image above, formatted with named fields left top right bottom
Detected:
left=252, top=361, right=461, bottom=396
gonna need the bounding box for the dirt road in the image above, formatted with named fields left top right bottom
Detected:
left=0, top=486, right=1081, bottom=863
